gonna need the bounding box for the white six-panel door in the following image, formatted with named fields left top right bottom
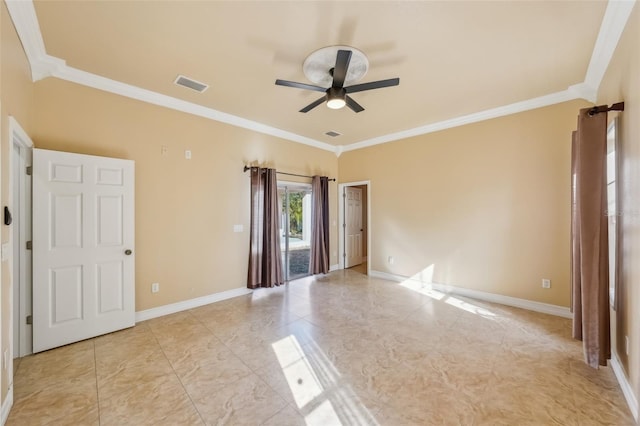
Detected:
left=345, top=187, right=363, bottom=268
left=33, top=149, right=135, bottom=353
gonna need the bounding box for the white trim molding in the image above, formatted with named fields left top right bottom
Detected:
left=8, top=117, right=35, bottom=358
left=369, top=270, right=572, bottom=318
left=342, top=89, right=580, bottom=153
left=584, top=0, right=637, bottom=92
left=337, top=181, right=372, bottom=272
left=3, top=0, right=335, bottom=153
left=51, top=66, right=336, bottom=153
left=135, top=287, right=252, bottom=322
left=1, top=385, right=13, bottom=426
left=611, top=352, right=639, bottom=423
left=9, top=117, right=35, bottom=149
left=329, top=264, right=340, bottom=272
left=5, top=0, right=637, bottom=155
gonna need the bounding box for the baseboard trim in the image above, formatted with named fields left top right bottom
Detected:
left=368, top=270, right=405, bottom=282
left=330, top=263, right=340, bottom=272
left=135, top=287, right=252, bottom=322
left=369, top=270, right=572, bottom=318
left=1, top=385, right=13, bottom=426
left=611, top=352, right=639, bottom=422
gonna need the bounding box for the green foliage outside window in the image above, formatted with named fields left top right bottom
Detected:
left=288, top=192, right=304, bottom=238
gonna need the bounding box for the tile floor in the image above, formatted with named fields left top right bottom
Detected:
left=7, top=269, right=635, bottom=425
left=349, top=262, right=368, bottom=275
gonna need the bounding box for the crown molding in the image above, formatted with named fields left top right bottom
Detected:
left=567, top=83, right=597, bottom=103
left=51, top=65, right=336, bottom=152
left=4, top=0, right=335, bottom=153
left=344, top=0, right=635, bottom=153
left=584, top=0, right=637, bottom=92
left=5, top=0, right=44, bottom=79
left=342, top=89, right=579, bottom=153
left=6, top=0, right=636, bottom=156
left=5, top=0, right=67, bottom=81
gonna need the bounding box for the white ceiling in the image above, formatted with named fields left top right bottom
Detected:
left=6, top=1, right=637, bottom=155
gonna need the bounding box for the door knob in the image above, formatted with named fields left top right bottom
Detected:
left=124, top=249, right=132, bottom=255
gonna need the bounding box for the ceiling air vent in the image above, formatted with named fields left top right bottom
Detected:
left=325, top=131, right=341, bottom=138
left=174, top=75, right=209, bottom=93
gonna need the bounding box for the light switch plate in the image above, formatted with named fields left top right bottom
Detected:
left=233, top=224, right=243, bottom=233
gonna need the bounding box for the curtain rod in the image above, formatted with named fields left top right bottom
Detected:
left=243, top=165, right=336, bottom=182
left=588, top=102, right=624, bottom=116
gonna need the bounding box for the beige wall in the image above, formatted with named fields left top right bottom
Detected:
left=1, top=0, right=637, bottom=417
left=598, top=2, right=639, bottom=408
left=339, top=100, right=589, bottom=307
left=1, top=0, right=36, bottom=406
left=32, top=78, right=339, bottom=312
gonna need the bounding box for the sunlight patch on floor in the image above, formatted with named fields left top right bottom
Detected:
left=272, top=335, right=324, bottom=408
left=304, top=400, right=342, bottom=426
left=398, top=265, right=496, bottom=318
left=272, top=335, right=379, bottom=426
left=399, top=279, right=446, bottom=300
left=445, top=295, right=496, bottom=317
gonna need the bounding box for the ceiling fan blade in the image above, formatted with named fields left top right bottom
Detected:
left=299, top=95, right=327, bottom=113
left=345, top=96, right=364, bottom=113
left=332, top=50, right=352, bottom=88
left=275, top=79, right=326, bottom=93
left=345, top=77, right=399, bottom=93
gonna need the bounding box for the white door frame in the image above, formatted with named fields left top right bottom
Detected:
left=9, top=117, right=34, bottom=359
left=338, top=181, right=371, bottom=274
left=0, top=103, right=2, bottom=417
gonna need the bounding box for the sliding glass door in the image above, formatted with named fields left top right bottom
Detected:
left=278, top=182, right=312, bottom=281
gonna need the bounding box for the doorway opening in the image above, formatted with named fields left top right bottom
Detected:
left=278, top=181, right=312, bottom=281
left=338, top=181, right=370, bottom=275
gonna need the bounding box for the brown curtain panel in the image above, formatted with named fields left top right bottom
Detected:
left=247, top=167, right=284, bottom=289
left=309, top=176, right=330, bottom=275
left=571, top=107, right=610, bottom=368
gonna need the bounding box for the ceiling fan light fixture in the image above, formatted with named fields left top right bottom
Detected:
left=327, top=97, right=346, bottom=109
left=275, top=48, right=399, bottom=113
left=327, top=87, right=346, bottom=109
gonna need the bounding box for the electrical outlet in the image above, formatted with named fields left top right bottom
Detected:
left=626, top=336, right=629, bottom=355
left=185, top=150, right=192, bottom=159
left=151, top=282, right=160, bottom=293
left=542, top=279, right=551, bottom=289
left=161, top=146, right=168, bottom=156
left=388, top=256, right=395, bottom=265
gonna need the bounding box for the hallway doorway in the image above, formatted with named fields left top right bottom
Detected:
left=338, top=181, right=370, bottom=275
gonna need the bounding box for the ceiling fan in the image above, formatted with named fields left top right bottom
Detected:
left=275, top=49, right=399, bottom=113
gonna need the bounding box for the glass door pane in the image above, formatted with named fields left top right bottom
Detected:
left=278, top=187, right=288, bottom=280
left=286, top=189, right=310, bottom=280
left=278, top=184, right=312, bottom=281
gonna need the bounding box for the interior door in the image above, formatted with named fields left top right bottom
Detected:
left=345, top=187, right=363, bottom=268
left=33, top=149, right=135, bottom=353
